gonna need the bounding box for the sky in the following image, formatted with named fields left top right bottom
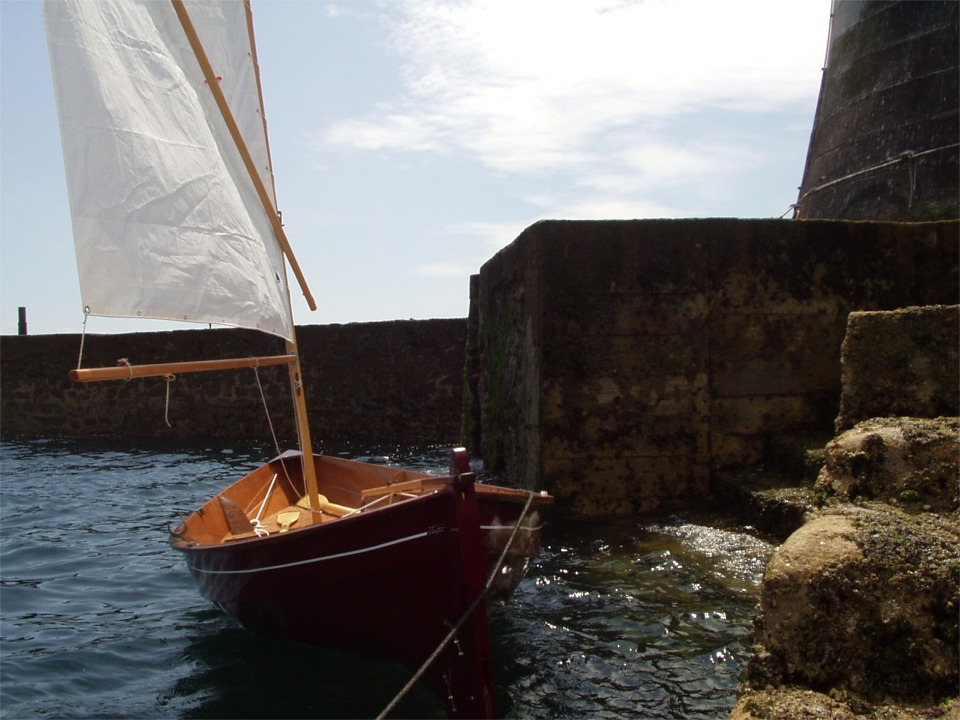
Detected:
left=0, top=0, right=832, bottom=337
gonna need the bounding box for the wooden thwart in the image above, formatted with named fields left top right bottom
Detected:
left=68, top=354, right=298, bottom=383
left=360, top=477, right=444, bottom=500
left=296, top=494, right=354, bottom=517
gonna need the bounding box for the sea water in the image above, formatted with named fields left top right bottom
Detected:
left=0, top=439, right=775, bottom=719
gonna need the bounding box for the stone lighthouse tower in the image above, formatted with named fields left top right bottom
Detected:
left=796, top=1, right=958, bottom=220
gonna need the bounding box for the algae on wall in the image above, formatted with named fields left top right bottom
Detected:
left=474, top=230, right=543, bottom=489
left=470, top=219, right=960, bottom=515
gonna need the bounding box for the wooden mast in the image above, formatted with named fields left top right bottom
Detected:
left=170, top=0, right=322, bottom=510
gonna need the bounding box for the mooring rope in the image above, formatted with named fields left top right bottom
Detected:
left=252, top=364, right=283, bottom=461
left=377, top=489, right=538, bottom=720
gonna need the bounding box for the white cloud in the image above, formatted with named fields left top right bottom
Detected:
left=447, top=221, right=530, bottom=251
left=320, top=0, right=827, bottom=156
left=412, top=261, right=474, bottom=277
left=313, top=0, right=829, bottom=220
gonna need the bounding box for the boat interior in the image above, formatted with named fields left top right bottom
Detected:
left=175, top=453, right=449, bottom=545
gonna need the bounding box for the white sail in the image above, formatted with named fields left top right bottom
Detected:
left=43, top=0, right=294, bottom=341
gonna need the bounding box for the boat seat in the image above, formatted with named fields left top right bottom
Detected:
left=222, top=505, right=321, bottom=542
left=360, top=477, right=444, bottom=502
left=295, top=493, right=354, bottom=517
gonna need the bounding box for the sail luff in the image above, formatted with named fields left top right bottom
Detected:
left=169, top=0, right=316, bottom=312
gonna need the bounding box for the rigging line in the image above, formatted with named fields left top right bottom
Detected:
left=253, top=366, right=305, bottom=497
left=254, top=473, right=279, bottom=523
left=377, top=490, right=538, bottom=720
left=798, top=143, right=960, bottom=203
left=76, top=307, right=90, bottom=370
left=252, top=366, right=283, bottom=460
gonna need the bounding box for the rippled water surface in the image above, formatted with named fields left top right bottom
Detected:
left=1, top=439, right=776, bottom=718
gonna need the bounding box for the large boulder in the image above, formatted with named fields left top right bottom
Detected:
left=815, top=417, right=959, bottom=513
left=746, top=504, right=959, bottom=705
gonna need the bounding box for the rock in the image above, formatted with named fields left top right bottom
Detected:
left=747, top=504, right=959, bottom=705
left=730, top=688, right=960, bottom=719
left=815, top=417, right=959, bottom=513
left=836, top=306, right=960, bottom=433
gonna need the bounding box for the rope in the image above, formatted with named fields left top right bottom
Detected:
left=162, top=374, right=175, bottom=427
left=377, top=489, right=537, bottom=720
left=797, top=143, right=960, bottom=204
left=117, top=358, right=134, bottom=381
left=254, top=473, right=279, bottom=523
left=252, top=364, right=305, bottom=498
left=251, top=472, right=279, bottom=538
left=252, top=364, right=283, bottom=460
left=76, top=307, right=90, bottom=370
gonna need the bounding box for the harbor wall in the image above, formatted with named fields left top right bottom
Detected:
left=0, top=319, right=467, bottom=447
left=3, top=220, right=957, bottom=517
left=467, top=218, right=959, bottom=514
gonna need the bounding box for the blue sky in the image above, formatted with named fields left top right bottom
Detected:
left=1, top=0, right=831, bottom=336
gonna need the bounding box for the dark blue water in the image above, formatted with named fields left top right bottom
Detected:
left=1, top=439, right=774, bottom=719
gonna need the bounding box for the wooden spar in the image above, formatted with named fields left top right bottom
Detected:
left=285, top=350, right=320, bottom=510
left=169, top=0, right=321, bottom=510
left=243, top=0, right=276, bottom=200
left=68, top=354, right=297, bottom=383
left=169, top=0, right=315, bottom=313
left=239, top=0, right=320, bottom=512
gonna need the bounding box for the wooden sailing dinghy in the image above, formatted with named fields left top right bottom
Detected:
left=43, top=1, right=552, bottom=717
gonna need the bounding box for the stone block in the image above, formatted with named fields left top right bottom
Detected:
left=836, top=305, right=960, bottom=431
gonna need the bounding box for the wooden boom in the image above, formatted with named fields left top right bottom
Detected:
left=68, top=354, right=297, bottom=383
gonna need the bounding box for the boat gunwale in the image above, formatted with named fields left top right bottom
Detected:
left=171, top=478, right=452, bottom=552
left=170, top=451, right=550, bottom=552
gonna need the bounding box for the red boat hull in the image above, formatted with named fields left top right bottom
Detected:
left=170, top=451, right=550, bottom=717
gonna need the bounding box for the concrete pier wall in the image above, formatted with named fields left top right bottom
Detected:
left=468, top=218, right=958, bottom=514
left=0, top=319, right=466, bottom=447
left=4, top=220, right=957, bottom=517
left=836, top=304, right=959, bottom=432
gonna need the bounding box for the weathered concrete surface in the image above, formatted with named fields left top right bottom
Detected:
left=836, top=306, right=960, bottom=432
left=796, top=1, right=959, bottom=221
left=469, top=218, right=959, bottom=512
left=0, top=319, right=466, bottom=446
left=745, top=504, right=959, bottom=706
left=816, top=417, right=959, bottom=513
left=734, top=304, right=960, bottom=720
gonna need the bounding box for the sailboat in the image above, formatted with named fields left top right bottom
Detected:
left=43, top=1, right=552, bottom=717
